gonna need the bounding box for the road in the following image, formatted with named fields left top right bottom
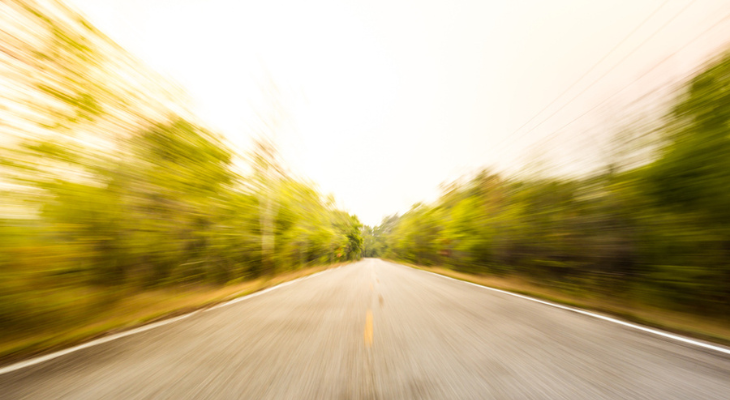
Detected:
left=1, top=258, right=729, bottom=399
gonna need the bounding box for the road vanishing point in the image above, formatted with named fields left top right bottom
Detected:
left=1, top=259, right=729, bottom=399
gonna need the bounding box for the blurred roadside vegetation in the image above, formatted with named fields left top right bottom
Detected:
left=366, top=47, right=730, bottom=319
left=0, top=0, right=362, bottom=345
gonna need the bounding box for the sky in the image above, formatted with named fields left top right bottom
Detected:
left=69, top=0, right=730, bottom=226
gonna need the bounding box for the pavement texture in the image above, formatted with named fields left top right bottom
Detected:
left=1, top=258, right=730, bottom=399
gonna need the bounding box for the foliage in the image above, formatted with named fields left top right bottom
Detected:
left=0, top=1, right=362, bottom=334
left=371, top=50, right=730, bottom=316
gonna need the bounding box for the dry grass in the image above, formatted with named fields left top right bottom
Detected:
left=0, top=262, right=348, bottom=364
left=406, top=264, right=730, bottom=347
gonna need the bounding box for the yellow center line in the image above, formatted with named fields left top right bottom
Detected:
left=364, top=309, right=373, bottom=346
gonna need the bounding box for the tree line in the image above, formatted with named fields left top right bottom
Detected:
left=0, top=0, right=362, bottom=334
left=365, top=48, right=730, bottom=316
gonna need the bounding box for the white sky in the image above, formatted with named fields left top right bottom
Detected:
left=69, top=0, right=730, bottom=225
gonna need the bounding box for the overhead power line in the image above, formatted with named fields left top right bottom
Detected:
left=486, top=0, right=696, bottom=161
left=521, top=9, right=730, bottom=159
left=505, top=0, right=671, bottom=140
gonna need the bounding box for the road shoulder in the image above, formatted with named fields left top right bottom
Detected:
left=391, top=260, right=730, bottom=350
left=0, top=262, right=350, bottom=370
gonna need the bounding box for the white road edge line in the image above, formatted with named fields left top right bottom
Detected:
left=0, top=266, right=343, bottom=376
left=412, top=266, right=730, bottom=356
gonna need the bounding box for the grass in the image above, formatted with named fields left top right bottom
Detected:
left=0, top=262, right=348, bottom=366
left=398, top=262, right=730, bottom=347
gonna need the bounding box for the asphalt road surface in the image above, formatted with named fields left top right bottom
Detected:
left=2, top=258, right=730, bottom=399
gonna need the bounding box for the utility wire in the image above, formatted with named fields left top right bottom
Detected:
left=520, top=10, right=730, bottom=159
left=505, top=0, right=671, bottom=140
left=489, top=0, right=696, bottom=157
